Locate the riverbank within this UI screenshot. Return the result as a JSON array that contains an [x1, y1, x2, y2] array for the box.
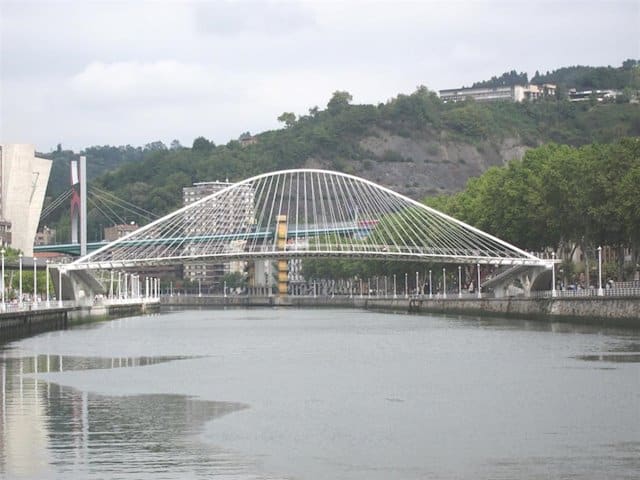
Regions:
[[162, 295, 640, 328], [0, 301, 161, 343]]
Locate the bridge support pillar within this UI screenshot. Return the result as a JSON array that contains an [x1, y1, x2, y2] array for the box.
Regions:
[[276, 214, 288, 298]]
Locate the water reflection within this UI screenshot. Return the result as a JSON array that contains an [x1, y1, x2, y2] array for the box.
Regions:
[[576, 354, 640, 363], [1, 309, 639, 480], [0, 354, 251, 479]]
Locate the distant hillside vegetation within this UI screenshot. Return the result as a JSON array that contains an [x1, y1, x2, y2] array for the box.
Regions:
[[531, 59, 639, 90], [41, 61, 640, 243]]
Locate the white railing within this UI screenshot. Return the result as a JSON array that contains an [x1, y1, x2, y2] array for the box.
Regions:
[[0, 300, 79, 312], [531, 287, 640, 299], [0, 295, 160, 313]]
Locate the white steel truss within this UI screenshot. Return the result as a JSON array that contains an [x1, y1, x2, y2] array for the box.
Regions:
[[67, 169, 549, 270]]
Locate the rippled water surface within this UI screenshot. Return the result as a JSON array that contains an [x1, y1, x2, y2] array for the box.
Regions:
[[1, 309, 639, 479]]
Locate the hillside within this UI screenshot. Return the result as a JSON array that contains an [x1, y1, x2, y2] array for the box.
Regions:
[[40, 62, 640, 241], [93, 93, 639, 206]]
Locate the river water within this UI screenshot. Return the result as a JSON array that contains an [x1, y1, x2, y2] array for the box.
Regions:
[[1, 308, 639, 479]]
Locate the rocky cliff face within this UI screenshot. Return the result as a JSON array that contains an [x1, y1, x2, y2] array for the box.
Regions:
[[304, 129, 530, 200]]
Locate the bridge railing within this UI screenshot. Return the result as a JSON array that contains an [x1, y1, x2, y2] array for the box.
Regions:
[[530, 287, 640, 299], [0, 300, 79, 312]]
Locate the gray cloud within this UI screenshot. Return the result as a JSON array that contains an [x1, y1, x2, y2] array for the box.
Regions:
[[194, 0, 316, 35], [0, 0, 637, 152]]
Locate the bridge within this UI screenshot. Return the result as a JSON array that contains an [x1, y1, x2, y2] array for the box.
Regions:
[[50, 169, 551, 301]]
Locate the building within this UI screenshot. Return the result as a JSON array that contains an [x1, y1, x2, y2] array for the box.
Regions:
[[103, 222, 139, 242], [568, 89, 620, 102], [182, 181, 254, 289], [0, 144, 52, 255], [34, 226, 56, 245], [439, 84, 556, 103]]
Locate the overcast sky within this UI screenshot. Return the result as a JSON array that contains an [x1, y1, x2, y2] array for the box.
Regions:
[[1, 0, 638, 152]]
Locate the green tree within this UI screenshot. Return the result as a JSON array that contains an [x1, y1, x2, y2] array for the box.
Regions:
[[277, 112, 297, 128], [192, 136, 215, 152], [327, 90, 353, 114]]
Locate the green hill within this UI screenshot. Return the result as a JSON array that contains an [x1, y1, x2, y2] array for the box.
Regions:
[[40, 61, 640, 242]]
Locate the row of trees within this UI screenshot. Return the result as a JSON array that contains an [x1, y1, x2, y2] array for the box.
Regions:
[[531, 59, 639, 90], [426, 138, 640, 280]]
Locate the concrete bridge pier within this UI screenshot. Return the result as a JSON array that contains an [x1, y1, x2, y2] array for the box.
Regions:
[[50, 266, 106, 304], [483, 264, 553, 298]]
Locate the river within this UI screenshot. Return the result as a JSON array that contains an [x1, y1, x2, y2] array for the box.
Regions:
[[1, 308, 639, 479]]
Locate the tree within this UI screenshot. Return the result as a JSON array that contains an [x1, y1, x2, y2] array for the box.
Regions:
[[327, 90, 353, 113], [170, 139, 183, 150], [192, 136, 215, 152], [144, 141, 168, 152], [277, 112, 297, 128], [222, 271, 246, 290]]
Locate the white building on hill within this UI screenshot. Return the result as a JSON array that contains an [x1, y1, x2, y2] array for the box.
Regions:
[[439, 84, 556, 103]]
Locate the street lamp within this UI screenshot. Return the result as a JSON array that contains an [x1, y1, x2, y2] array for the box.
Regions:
[[46, 260, 50, 306], [429, 269, 432, 299], [477, 263, 481, 299], [224, 280, 227, 298], [18, 253, 22, 307], [33, 257, 37, 305], [416, 271, 419, 297], [458, 266, 462, 298], [58, 267, 63, 307], [551, 252, 556, 297], [597, 246, 604, 296], [393, 274, 397, 299], [404, 273, 408, 299], [1, 248, 5, 310], [442, 267, 447, 299]]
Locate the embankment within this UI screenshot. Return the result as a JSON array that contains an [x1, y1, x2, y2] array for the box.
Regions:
[[163, 295, 640, 328], [0, 302, 161, 342]]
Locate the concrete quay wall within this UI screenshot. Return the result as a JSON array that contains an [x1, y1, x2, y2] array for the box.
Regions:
[[0, 308, 71, 341], [1, 301, 160, 342], [162, 295, 639, 328], [402, 297, 639, 327]]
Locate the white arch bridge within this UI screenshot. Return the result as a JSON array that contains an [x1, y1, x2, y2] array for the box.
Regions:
[[57, 169, 553, 298]]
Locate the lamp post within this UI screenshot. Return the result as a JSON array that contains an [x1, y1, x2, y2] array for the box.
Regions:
[[198, 278, 202, 297], [458, 266, 462, 298], [393, 274, 397, 299], [33, 257, 37, 305], [224, 280, 227, 298], [1, 248, 5, 311], [442, 267, 447, 299], [429, 269, 432, 299], [404, 273, 408, 299], [384, 276, 388, 298], [46, 260, 50, 306], [18, 253, 22, 307], [477, 263, 481, 299], [416, 271, 419, 297], [597, 246, 604, 296], [551, 252, 557, 298], [58, 267, 63, 307]]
